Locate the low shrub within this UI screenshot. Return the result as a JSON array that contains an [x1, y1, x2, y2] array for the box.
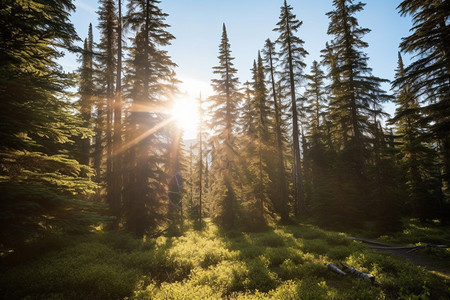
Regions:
[[325, 232, 351, 246], [301, 238, 329, 255], [327, 245, 351, 261], [2, 219, 449, 299], [288, 225, 327, 240], [265, 247, 291, 267], [238, 244, 263, 259], [296, 278, 337, 300], [132, 280, 222, 300], [245, 256, 280, 292], [0, 242, 138, 299], [278, 258, 303, 280], [254, 232, 285, 248], [189, 261, 248, 294]]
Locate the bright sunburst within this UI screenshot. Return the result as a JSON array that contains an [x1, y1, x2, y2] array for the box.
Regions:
[[171, 96, 200, 139]]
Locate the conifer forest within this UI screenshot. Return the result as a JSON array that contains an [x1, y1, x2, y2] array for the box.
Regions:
[[1, 1, 450, 299]]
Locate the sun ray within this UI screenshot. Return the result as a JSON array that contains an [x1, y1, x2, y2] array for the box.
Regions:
[[117, 116, 174, 156]]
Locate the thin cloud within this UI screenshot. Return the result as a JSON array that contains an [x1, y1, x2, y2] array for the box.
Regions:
[[76, 0, 96, 14]]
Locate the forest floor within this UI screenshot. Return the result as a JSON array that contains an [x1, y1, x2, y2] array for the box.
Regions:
[[1, 218, 449, 299], [353, 219, 450, 279], [349, 236, 450, 278], [379, 247, 450, 278]]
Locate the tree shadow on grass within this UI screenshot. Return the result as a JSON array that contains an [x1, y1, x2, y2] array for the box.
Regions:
[[216, 226, 287, 294]]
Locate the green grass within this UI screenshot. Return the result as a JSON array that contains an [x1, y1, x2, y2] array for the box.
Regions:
[[1, 219, 449, 299]]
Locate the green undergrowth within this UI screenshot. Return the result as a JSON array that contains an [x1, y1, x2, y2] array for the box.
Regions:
[[376, 219, 450, 273], [1, 220, 449, 299], [377, 218, 450, 245]]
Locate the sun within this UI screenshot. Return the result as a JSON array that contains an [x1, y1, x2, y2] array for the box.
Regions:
[[171, 96, 200, 139]]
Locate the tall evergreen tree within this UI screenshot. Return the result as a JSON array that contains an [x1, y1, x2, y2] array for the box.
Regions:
[[368, 120, 403, 231], [96, 0, 120, 227], [167, 126, 184, 224], [109, 0, 123, 228], [274, 0, 308, 216], [239, 54, 271, 229], [395, 0, 450, 209], [123, 0, 177, 236], [304, 61, 327, 137], [302, 61, 334, 215], [196, 95, 206, 222], [262, 38, 290, 221], [320, 42, 341, 152], [93, 0, 117, 186], [77, 24, 95, 167], [324, 0, 392, 221], [208, 24, 241, 228], [391, 53, 442, 221], [0, 0, 104, 248]]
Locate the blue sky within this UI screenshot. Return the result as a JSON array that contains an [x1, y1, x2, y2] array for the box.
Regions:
[[66, 0, 413, 119]]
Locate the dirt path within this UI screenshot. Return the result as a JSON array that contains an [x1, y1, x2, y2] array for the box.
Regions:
[[350, 237, 450, 279], [377, 248, 450, 278]]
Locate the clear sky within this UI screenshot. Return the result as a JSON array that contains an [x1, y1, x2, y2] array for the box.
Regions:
[[65, 0, 413, 138]]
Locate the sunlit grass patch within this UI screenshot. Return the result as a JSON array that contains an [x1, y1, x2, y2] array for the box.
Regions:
[[133, 280, 223, 300], [325, 232, 352, 246], [296, 277, 339, 300], [253, 231, 286, 248], [1, 219, 449, 299], [168, 230, 239, 269], [245, 255, 281, 292], [265, 247, 297, 267], [189, 260, 248, 294], [287, 223, 328, 240], [238, 243, 264, 259]]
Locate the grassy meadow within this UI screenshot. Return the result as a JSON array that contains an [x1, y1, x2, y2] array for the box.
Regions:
[[1, 219, 449, 299]]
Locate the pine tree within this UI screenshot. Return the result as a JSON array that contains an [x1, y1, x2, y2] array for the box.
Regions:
[[368, 120, 403, 231], [391, 53, 441, 221], [262, 38, 290, 221], [196, 95, 206, 222], [0, 0, 105, 248], [274, 0, 308, 216], [167, 126, 184, 224], [109, 0, 124, 228], [324, 0, 392, 222], [304, 61, 327, 138], [96, 0, 118, 226], [320, 42, 341, 152], [93, 0, 116, 185], [77, 24, 95, 167], [238, 54, 271, 229], [395, 0, 450, 209], [166, 71, 184, 226], [208, 24, 241, 228], [302, 61, 335, 216], [123, 0, 177, 236]]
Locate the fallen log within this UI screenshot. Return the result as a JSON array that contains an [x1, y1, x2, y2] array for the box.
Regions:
[[341, 263, 375, 283], [326, 263, 347, 276]]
